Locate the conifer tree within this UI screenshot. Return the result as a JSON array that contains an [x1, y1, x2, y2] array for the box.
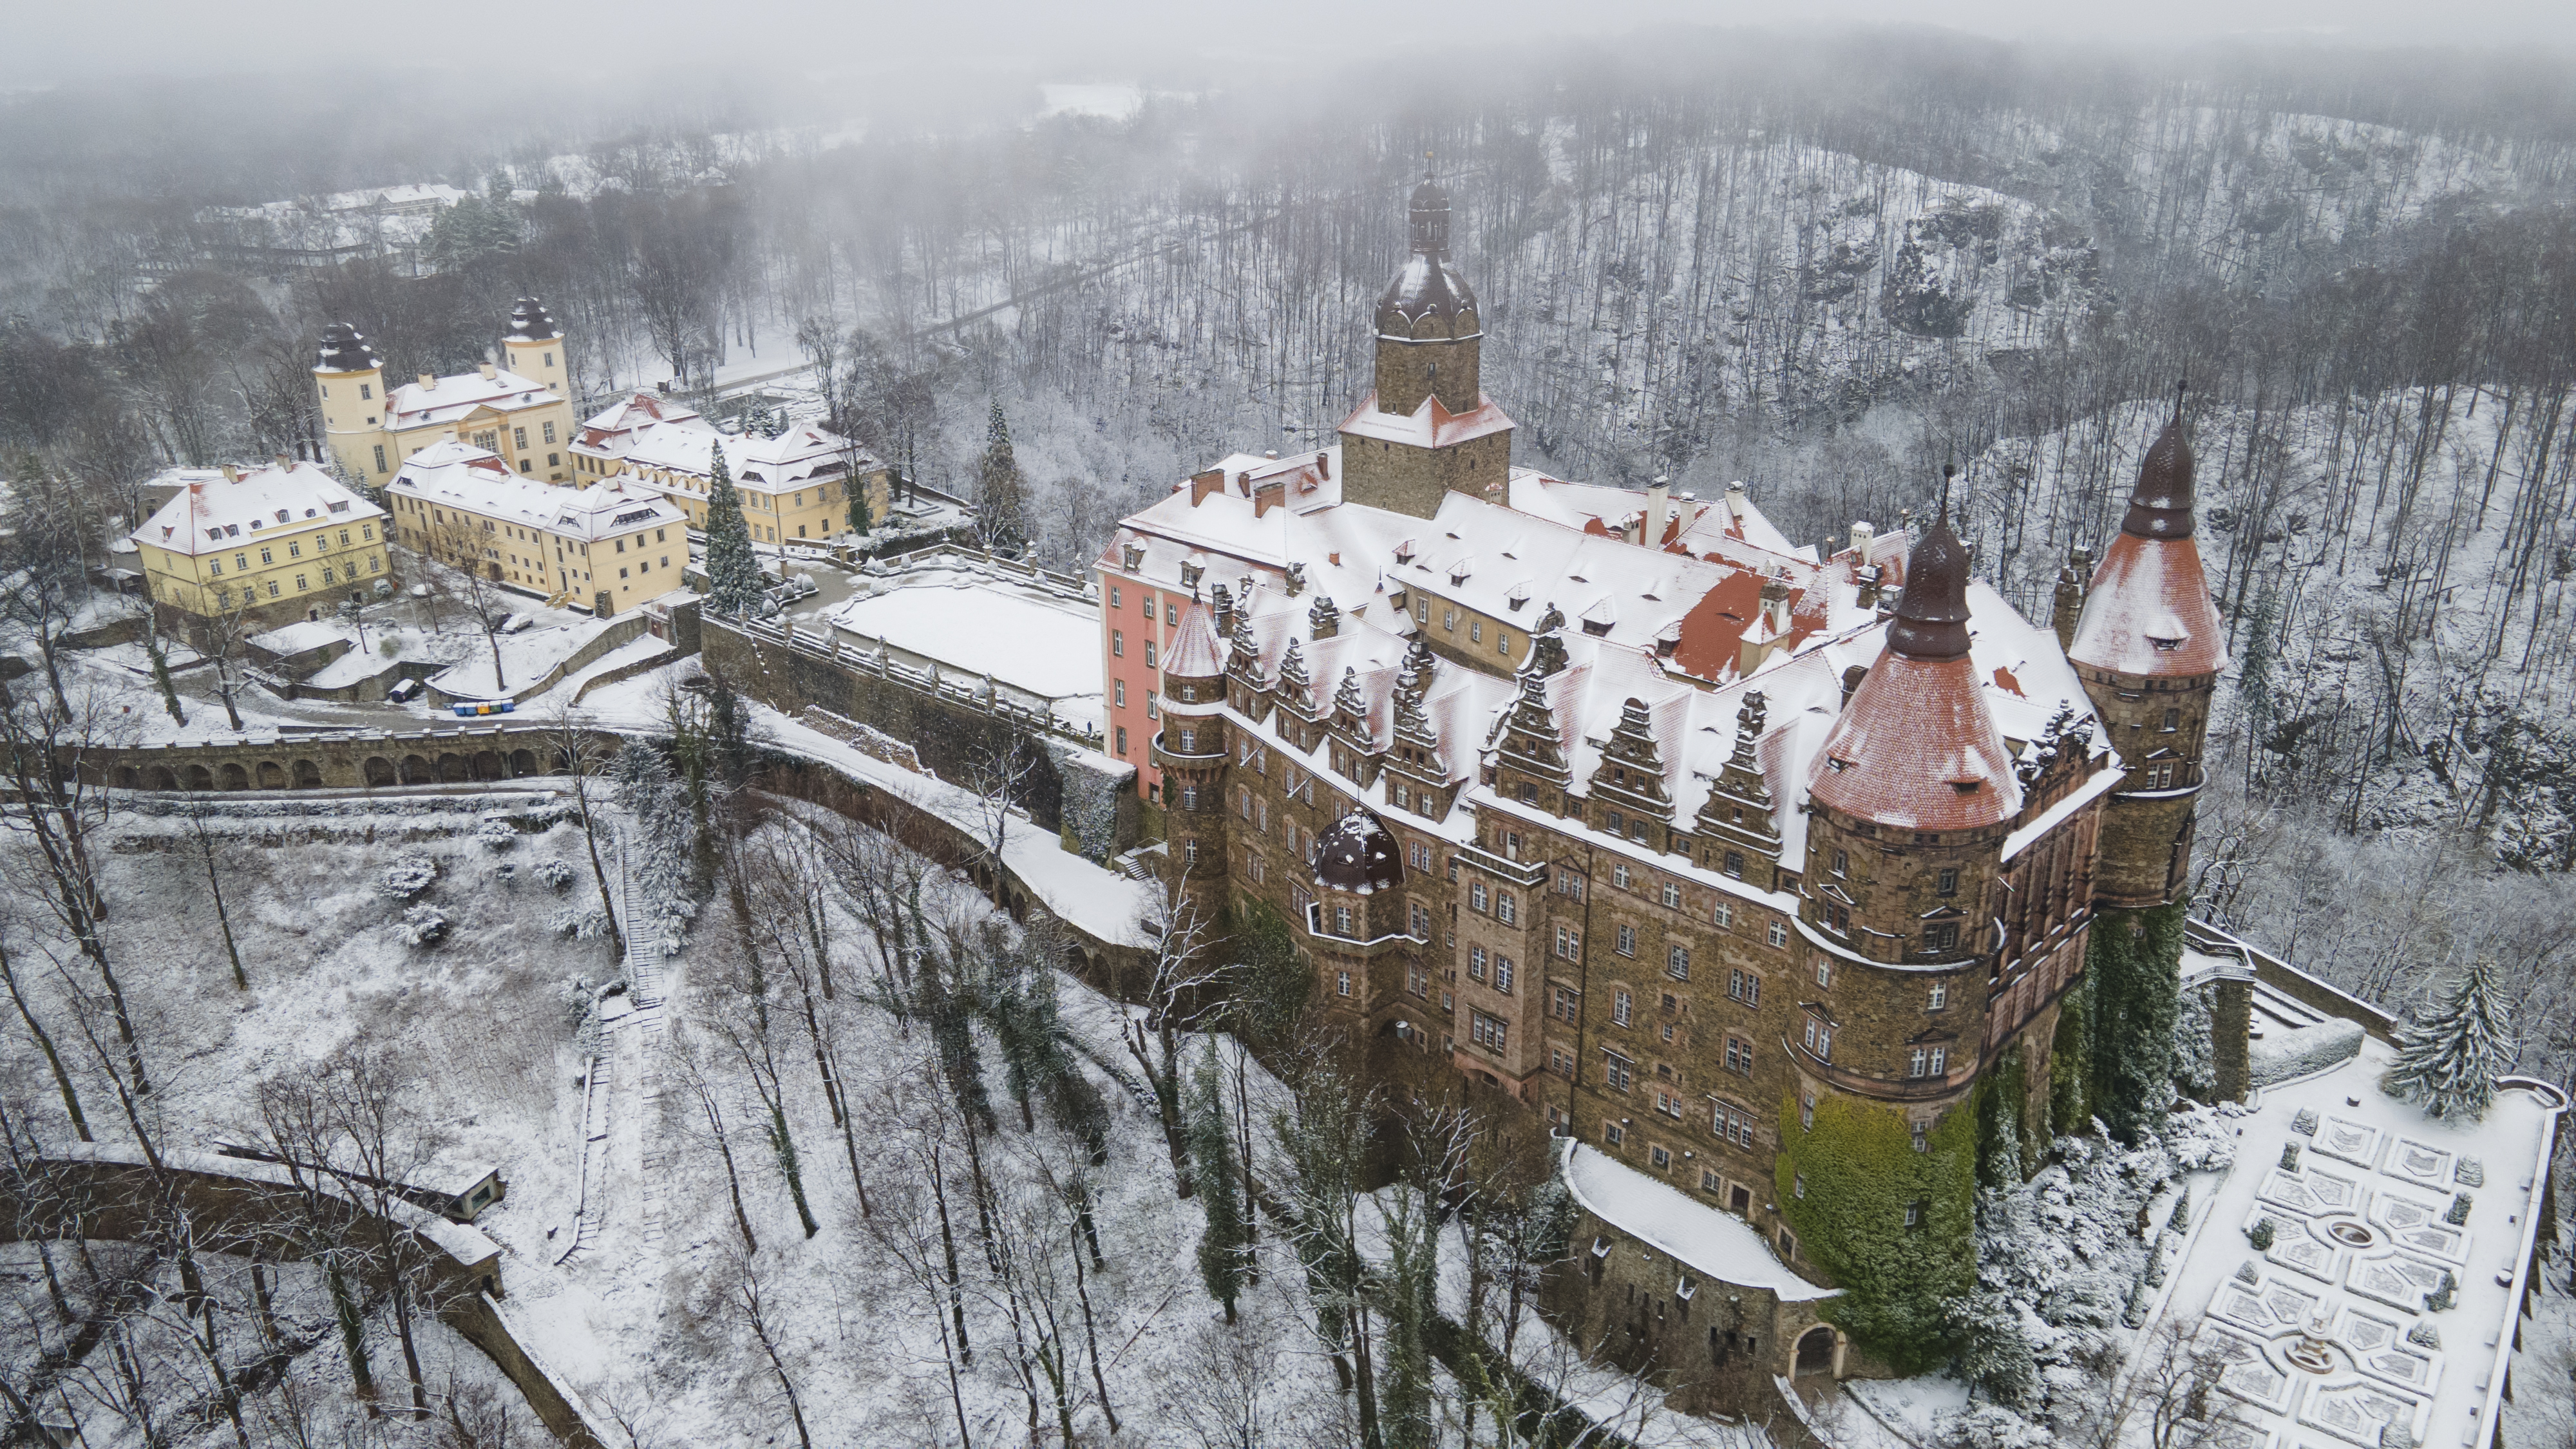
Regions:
[[2385, 959, 2517, 1120], [701, 439, 766, 616], [977, 400, 1028, 556], [1188, 1039, 1247, 1322], [2238, 578, 2281, 753]]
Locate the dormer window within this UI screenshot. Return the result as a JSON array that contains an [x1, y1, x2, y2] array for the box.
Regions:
[[1949, 780, 1981, 795], [1824, 757, 1850, 773], [2148, 636, 2183, 652]]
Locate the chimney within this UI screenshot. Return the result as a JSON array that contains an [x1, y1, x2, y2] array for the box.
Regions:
[[1189, 468, 1226, 507], [1725, 481, 1750, 523], [1317, 452, 1331, 480], [1841, 663, 1869, 708], [220, 465, 240, 483], [1850, 520, 1875, 558], [1647, 476, 1671, 548], [478, 363, 498, 381], [419, 374, 436, 391], [1761, 576, 1793, 635]]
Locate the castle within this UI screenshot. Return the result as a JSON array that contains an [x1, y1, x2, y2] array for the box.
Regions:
[[1100, 173, 2224, 1393]]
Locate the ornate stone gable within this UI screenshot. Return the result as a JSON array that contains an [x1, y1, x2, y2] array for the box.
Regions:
[[1589, 696, 1674, 823], [1695, 688, 1785, 862]]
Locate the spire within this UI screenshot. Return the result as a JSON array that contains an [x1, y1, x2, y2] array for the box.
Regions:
[[1408, 153, 1450, 257], [2122, 388, 2197, 540], [1887, 469, 1973, 661]]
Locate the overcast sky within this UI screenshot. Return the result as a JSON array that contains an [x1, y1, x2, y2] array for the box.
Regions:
[[8, 0, 2573, 87]]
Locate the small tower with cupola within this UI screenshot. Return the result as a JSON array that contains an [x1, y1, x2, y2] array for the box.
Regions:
[[314, 322, 389, 483], [502, 297, 568, 396], [1153, 599, 1233, 919]]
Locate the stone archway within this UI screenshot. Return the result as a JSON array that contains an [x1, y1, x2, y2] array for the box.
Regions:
[[113, 766, 137, 789], [146, 766, 178, 791], [293, 759, 324, 788], [436, 753, 466, 782], [509, 748, 538, 776], [1794, 1326, 1837, 1377], [365, 756, 397, 787], [182, 764, 213, 791], [256, 761, 287, 789], [471, 750, 503, 781], [399, 755, 430, 784], [219, 763, 250, 791]]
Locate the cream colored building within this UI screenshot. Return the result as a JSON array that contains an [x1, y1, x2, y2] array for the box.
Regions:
[[314, 298, 577, 487], [386, 440, 688, 617], [612, 418, 890, 545], [129, 460, 391, 632]]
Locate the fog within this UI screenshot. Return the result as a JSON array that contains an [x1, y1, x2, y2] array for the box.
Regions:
[[12, 0, 2576, 88]]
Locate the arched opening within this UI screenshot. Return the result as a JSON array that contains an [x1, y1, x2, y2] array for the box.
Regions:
[[145, 766, 177, 791], [471, 750, 502, 781], [219, 763, 251, 791], [399, 755, 430, 784], [256, 761, 287, 790], [113, 766, 138, 789], [184, 764, 213, 791], [436, 753, 466, 782], [364, 756, 397, 787], [293, 759, 324, 788], [1795, 1327, 1836, 1377], [509, 749, 538, 776]]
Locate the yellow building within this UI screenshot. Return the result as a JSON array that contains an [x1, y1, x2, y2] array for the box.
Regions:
[[129, 460, 392, 633], [613, 418, 891, 545], [385, 440, 688, 617], [314, 299, 578, 488]]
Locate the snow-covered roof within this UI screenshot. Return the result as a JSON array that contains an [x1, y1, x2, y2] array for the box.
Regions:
[[2159, 1019, 2563, 1449], [132, 462, 384, 556], [1560, 1140, 1837, 1301], [390, 441, 683, 544], [1337, 389, 1516, 451], [384, 366, 561, 431], [576, 392, 705, 455], [619, 421, 871, 491]]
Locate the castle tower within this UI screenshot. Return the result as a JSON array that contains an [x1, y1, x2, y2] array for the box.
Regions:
[[1153, 600, 1233, 920], [313, 323, 390, 482], [1338, 166, 1514, 519], [502, 298, 567, 395], [1799, 511, 2023, 1106], [2068, 411, 2227, 909], [2067, 406, 2231, 1124]]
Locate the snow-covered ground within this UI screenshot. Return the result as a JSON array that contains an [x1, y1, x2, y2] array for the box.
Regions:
[[830, 565, 1104, 712]]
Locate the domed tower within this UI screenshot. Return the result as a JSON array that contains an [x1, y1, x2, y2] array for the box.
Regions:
[[1309, 810, 1408, 1023], [1797, 512, 2023, 1106], [1153, 599, 1232, 915], [2069, 410, 2228, 909], [1339, 164, 1514, 519], [314, 323, 388, 483], [502, 297, 567, 395]]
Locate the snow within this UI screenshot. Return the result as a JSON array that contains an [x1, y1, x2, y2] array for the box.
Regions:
[[428, 615, 624, 701], [130, 460, 383, 556], [830, 572, 1104, 706], [2249, 1016, 2367, 1088], [1560, 1140, 1837, 1302], [249, 619, 352, 656]]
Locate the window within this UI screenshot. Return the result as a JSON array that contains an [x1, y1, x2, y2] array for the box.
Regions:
[[1767, 919, 1788, 949], [359, 383, 372, 400], [1470, 1010, 1508, 1052], [372, 444, 387, 473], [1112, 630, 1123, 657], [1494, 956, 1513, 994], [1904, 1201, 1921, 1227], [1165, 600, 1180, 624], [543, 421, 557, 444], [1649, 1145, 1672, 1170], [1712, 901, 1734, 929], [1937, 867, 1958, 896], [1928, 980, 1948, 1010], [1410, 902, 1430, 938], [1723, 850, 1745, 878], [1469, 946, 1487, 981], [1925, 922, 1960, 954], [1406, 963, 1428, 997], [1824, 902, 1850, 935], [514, 427, 529, 450], [1110, 585, 1121, 608], [1470, 881, 1488, 913], [1831, 848, 1848, 876], [1497, 892, 1517, 925], [294, 573, 308, 591], [1555, 926, 1581, 960], [1144, 639, 1157, 668], [1815, 960, 1832, 988], [1656, 1090, 1683, 1119], [1180, 784, 1198, 810], [288, 541, 302, 557], [1912, 1121, 1929, 1153], [1930, 1045, 1947, 1074], [1803, 1017, 1833, 1061], [1179, 730, 1197, 753], [1114, 726, 1128, 756], [1615, 924, 1636, 957], [1794, 1173, 1806, 1199], [1725, 1036, 1752, 1074], [1471, 620, 1482, 643], [1799, 1094, 1815, 1130], [1604, 1121, 1625, 1146], [1115, 680, 1127, 708], [1551, 1046, 1575, 1077], [1334, 905, 1352, 935], [266, 581, 280, 597], [1667, 945, 1690, 980], [1336, 971, 1352, 998], [1661, 880, 1681, 909], [1613, 989, 1633, 1027], [1909, 1048, 1928, 1078], [1728, 969, 1759, 1007], [1146, 692, 1159, 719], [1604, 1052, 1633, 1090], [1409, 842, 1432, 871], [1553, 985, 1580, 1023], [1611, 864, 1631, 890], [2163, 708, 2181, 732]]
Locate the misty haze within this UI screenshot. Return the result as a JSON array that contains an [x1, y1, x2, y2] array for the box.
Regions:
[[0, 15, 2572, 1449]]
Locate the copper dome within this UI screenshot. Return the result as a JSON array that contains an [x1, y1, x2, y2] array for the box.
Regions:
[[1886, 516, 1973, 660], [1377, 170, 1479, 337], [2120, 417, 2195, 541], [1314, 810, 1403, 894]]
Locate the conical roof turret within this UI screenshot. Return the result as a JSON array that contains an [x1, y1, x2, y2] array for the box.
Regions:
[[2069, 408, 2230, 679], [1377, 162, 1479, 338], [1885, 514, 1973, 661], [2120, 415, 2196, 540]]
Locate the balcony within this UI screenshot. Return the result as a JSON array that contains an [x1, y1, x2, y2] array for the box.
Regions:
[[1783, 1035, 1979, 1103]]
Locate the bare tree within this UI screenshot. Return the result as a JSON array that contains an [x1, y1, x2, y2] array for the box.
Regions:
[[544, 704, 626, 960], [1124, 873, 1222, 1198], [727, 1251, 815, 1449], [412, 511, 516, 692]]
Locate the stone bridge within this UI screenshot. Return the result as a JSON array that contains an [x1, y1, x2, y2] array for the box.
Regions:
[[1, 1144, 614, 1448]]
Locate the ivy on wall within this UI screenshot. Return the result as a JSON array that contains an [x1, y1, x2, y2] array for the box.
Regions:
[[1776, 1090, 1978, 1372], [2087, 902, 2185, 1143], [2050, 972, 2092, 1137]]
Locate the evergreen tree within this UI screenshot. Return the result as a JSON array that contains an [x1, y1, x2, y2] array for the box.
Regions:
[[1188, 1039, 1247, 1322], [2384, 960, 2518, 1120], [701, 440, 767, 616], [976, 400, 1028, 556], [847, 469, 874, 536], [1378, 1184, 1439, 1449], [2089, 903, 2183, 1143], [2239, 578, 2282, 756], [992, 943, 1111, 1163]]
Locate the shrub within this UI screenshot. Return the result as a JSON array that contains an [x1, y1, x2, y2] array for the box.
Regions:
[[2248, 1217, 2276, 1249], [537, 858, 578, 891], [2446, 1193, 2473, 1225], [399, 905, 450, 947], [2168, 1195, 2192, 1231], [551, 904, 611, 941], [478, 818, 519, 851], [2280, 1142, 2302, 1172], [378, 855, 439, 902]]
